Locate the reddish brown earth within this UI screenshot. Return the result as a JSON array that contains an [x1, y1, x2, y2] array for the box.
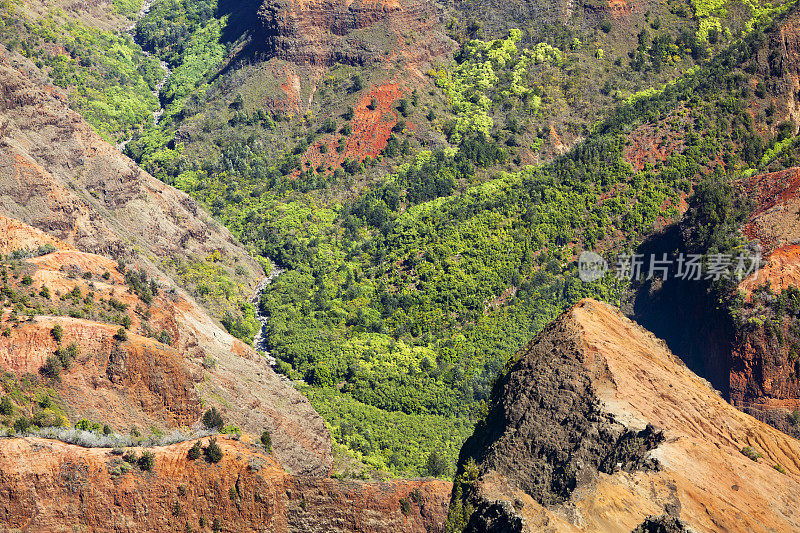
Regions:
[[730, 168, 800, 431], [301, 82, 411, 172], [0, 436, 451, 532], [257, 0, 451, 67], [452, 300, 800, 532]]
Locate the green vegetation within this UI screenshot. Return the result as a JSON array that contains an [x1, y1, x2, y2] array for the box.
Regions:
[[260, 430, 272, 452], [203, 437, 223, 463], [138, 450, 155, 470], [0, 0, 162, 142], [188, 441, 202, 459], [202, 407, 223, 429], [741, 445, 762, 461], [1, 0, 792, 480], [104, 0, 800, 475]]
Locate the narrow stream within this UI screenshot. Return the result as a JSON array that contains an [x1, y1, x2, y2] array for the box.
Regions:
[[251, 265, 285, 374]]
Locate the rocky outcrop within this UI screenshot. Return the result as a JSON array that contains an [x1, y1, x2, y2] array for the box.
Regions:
[[256, 0, 451, 66], [449, 299, 800, 532], [0, 436, 451, 532]]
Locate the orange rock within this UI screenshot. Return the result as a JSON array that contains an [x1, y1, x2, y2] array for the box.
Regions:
[[0, 436, 452, 532]]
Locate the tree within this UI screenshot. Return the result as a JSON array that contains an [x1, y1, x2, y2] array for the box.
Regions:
[[114, 327, 128, 342], [41, 354, 62, 379], [260, 430, 272, 452], [425, 450, 448, 477], [138, 451, 155, 471], [204, 437, 223, 463], [0, 396, 13, 416], [202, 407, 223, 429], [188, 441, 202, 460], [13, 417, 30, 434]]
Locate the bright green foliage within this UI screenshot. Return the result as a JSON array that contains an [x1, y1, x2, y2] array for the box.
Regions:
[[113, 0, 143, 18], [0, 2, 161, 142], [434, 30, 553, 142], [306, 387, 473, 474]]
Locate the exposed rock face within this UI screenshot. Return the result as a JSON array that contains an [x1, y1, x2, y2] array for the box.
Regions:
[[731, 167, 800, 431], [257, 0, 451, 66], [0, 436, 452, 532], [449, 299, 800, 532]]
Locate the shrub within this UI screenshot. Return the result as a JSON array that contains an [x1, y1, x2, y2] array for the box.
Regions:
[[51, 324, 63, 343], [0, 396, 13, 415], [202, 407, 223, 429], [123, 450, 138, 464], [41, 354, 62, 379], [39, 286, 50, 298], [410, 487, 422, 504], [399, 498, 411, 515], [774, 463, 787, 474], [13, 417, 31, 433], [350, 75, 363, 93], [202, 356, 217, 369], [21, 275, 33, 286], [114, 327, 128, 342], [260, 430, 272, 452], [187, 441, 202, 460], [203, 437, 223, 463], [741, 446, 762, 462], [138, 450, 155, 471]]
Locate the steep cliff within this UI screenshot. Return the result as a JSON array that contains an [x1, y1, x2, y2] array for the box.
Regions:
[[448, 299, 800, 532], [256, 0, 451, 66], [0, 435, 451, 532]]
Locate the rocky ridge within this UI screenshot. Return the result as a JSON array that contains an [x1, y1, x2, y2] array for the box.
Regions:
[[449, 299, 800, 532]]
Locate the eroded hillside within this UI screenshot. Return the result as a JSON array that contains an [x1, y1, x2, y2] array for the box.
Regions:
[[0, 44, 261, 329], [0, 435, 451, 532], [0, 213, 332, 476]]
